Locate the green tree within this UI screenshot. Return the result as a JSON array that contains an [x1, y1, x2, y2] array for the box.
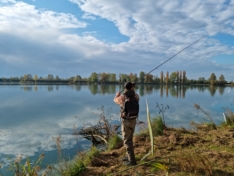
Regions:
[[145, 74, 153, 83], [55, 75, 60, 80], [160, 71, 164, 84], [119, 74, 129, 82], [139, 71, 145, 83], [47, 74, 54, 80], [170, 72, 177, 83], [176, 70, 179, 84], [89, 72, 99, 82], [198, 77, 206, 83], [99, 72, 109, 82], [209, 73, 216, 85], [129, 73, 138, 82], [110, 73, 117, 82], [75, 75, 82, 81], [219, 75, 226, 83], [182, 70, 187, 83]]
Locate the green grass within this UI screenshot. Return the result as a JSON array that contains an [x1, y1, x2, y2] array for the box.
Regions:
[[138, 115, 164, 137], [108, 134, 122, 150]]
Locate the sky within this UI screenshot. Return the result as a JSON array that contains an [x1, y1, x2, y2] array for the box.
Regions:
[[0, 0, 234, 81]]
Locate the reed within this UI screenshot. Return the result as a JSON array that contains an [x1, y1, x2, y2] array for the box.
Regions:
[[194, 104, 217, 130]]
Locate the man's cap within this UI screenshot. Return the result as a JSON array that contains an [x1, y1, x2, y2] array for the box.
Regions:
[[124, 82, 135, 90]]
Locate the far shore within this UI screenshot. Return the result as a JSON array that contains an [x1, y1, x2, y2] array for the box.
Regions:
[[0, 81, 232, 86]]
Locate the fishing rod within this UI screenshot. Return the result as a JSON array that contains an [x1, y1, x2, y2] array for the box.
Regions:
[[120, 32, 212, 92]]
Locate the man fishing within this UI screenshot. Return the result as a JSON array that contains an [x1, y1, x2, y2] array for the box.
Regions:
[[114, 82, 139, 166]]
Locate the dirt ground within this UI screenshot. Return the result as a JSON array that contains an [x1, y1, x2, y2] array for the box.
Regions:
[[80, 125, 234, 176]]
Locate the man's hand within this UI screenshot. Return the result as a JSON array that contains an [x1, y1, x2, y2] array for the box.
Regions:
[[115, 92, 121, 97]]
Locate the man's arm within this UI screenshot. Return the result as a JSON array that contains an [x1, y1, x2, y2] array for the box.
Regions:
[[114, 92, 124, 106]]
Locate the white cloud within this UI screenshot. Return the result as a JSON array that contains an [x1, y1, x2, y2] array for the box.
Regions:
[[0, 0, 15, 3], [0, 0, 234, 80], [82, 12, 96, 20], [0, 2, 87, 32]]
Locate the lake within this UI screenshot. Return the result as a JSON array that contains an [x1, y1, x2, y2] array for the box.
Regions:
[[0, 84, 233, 175]]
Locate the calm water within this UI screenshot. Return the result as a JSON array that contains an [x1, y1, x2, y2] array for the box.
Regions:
[[0, 84, 233, 174]]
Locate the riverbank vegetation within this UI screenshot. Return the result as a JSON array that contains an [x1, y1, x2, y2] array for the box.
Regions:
[[0, 71, 233, 86], [2, 103, 234, 176]]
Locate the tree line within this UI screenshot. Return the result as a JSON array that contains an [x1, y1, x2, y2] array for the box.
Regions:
[[0, 71, 230, 85]]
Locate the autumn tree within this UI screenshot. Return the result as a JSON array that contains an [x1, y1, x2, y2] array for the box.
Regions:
[[34, 75, 38, 83], [129, 73, 138, 82], [23, 74, 32, 81], [145, 74, 153, 83], [165, 71, 169, 84]]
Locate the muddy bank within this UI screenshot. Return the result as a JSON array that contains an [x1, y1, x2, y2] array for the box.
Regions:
[[80, 125, 234, 176]]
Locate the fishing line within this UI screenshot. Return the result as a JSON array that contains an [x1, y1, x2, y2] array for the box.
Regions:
[[145, 32, 212, 76], [120, 31, 213, 92]]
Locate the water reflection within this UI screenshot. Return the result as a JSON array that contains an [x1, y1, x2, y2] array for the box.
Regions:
[[18, 84, 230, 97], [0, 84, 233, 175]]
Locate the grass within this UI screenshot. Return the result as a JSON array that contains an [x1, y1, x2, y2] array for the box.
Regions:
[[108, 134, 122, 150], [138, 116, 164, 140], [6, 154, 52, 176]]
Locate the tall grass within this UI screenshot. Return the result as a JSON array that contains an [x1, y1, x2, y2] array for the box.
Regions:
[[6, 154, 52, 176], [194, 104, 217, 130]]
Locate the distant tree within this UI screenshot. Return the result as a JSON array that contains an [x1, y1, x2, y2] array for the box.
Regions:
[[55, 75, 60, 80], [75, 75, 82, 81], [23, 74, 32, 81], [145, 74, 153, 83], [110, 73, 117, 82], [182, 71, 187, 83], [139, 71, 145, 83], [99, 72, 109, 82], [176, 70, 179, 84], [47, 74, 54, 80], [34, 75, 38, 83], [23, 74, 27, 81], [153, 75, 160, 83], [219, 75, 226, 83], [179, 71, 182, 83], [89, 72, 99, 82], [170, 72, 177, 83], [209, 73, 216, 85], [119, 74, 129, 82], [165, 71, 169, 84], [198, 77, 206, 83], [160, 71, 164, 84], [129, 73, 138, 82]]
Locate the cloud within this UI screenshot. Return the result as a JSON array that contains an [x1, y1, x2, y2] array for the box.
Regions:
[[0, 0, 234, 80]]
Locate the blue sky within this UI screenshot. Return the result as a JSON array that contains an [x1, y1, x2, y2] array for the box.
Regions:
[[0, 0, 234, 81]]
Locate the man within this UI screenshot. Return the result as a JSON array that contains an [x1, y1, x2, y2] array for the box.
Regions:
[[114, 82, 139, 166]]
